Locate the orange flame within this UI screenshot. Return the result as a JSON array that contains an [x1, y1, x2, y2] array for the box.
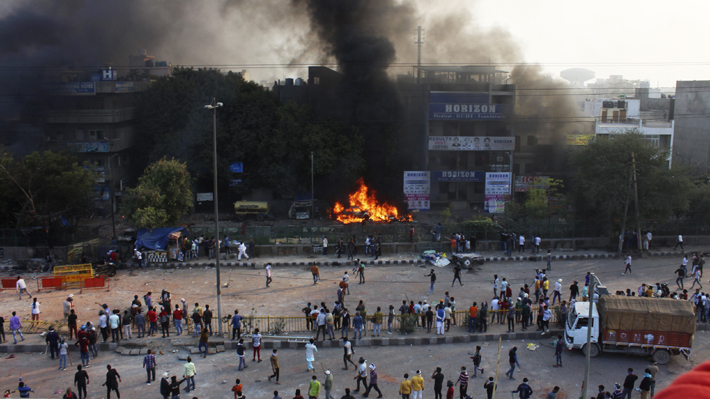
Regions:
[[331, 178, 413, 224]]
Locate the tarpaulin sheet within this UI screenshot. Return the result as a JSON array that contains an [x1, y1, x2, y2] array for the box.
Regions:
[[135, 227, 189, 250], [598, 296, 696, 334]]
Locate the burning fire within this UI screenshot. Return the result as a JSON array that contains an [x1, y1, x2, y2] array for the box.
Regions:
[[332, 178, 412, 224]]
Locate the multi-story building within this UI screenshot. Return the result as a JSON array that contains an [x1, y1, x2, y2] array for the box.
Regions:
[[43, 69, 151, 215], [586, 88, 674, 166], [397, 65, 516, 211], [673, 81, 710, 172]]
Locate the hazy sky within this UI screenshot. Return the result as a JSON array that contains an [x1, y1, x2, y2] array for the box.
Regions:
[[456, 0, 710, 87], [1, 0, 707, 89]]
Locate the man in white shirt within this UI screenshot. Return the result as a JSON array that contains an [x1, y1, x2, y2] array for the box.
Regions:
[[490, 297, 499, 324], [519, 235, 525, 253], [238, 242, 249, 260], [552, 279, 562, 305], [675, 234, 684, 250], [644, 231, 652, 250], [16, 276, 32, 300], [305, 338, 318, 372], [535, 236, 541, 254], [323, 237, 328, 256], [265, 263, 272, 288]]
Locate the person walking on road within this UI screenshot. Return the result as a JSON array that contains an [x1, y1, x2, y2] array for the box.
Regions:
[[238, 241, 249, 260], [399, 373, 412, 399], [363, 363, 382, 398], [309, 375, 321, 399], [311, 263, 320, 284], [237, 339, 247, 371], [411, 370, 424, 399], [342, 337, 356, 370], [10, 311, 24, 344], [266, 263, 273, 287], [622, 254, 632, 275], [16, 276, 32, 300], [553, 335, 564, 367], [324, 370, 334, 399], [675, 265, 686, 289], [143, 349, 156, 385], [471, 346, 485, 376], [455, 367, 469, 399], [305, 339, 318, 372], [268, 349, 280, 384], [505, 347, 521, 380], [675, 234, 684, 250], [354, 358, 368, 393], [182, 356, 196, 393], [452, 265, 463, 287], [74, 365, 89, 399], [102, 365, 121, 399], [691, 268, 703, 290], [621, 368, 638, 399], [426, 269, 437, 295], [512, 377, 533, 399]]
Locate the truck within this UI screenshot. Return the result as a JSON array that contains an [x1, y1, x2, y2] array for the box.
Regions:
[[564, 295, 695, 365], [234, 201, 270, 221]]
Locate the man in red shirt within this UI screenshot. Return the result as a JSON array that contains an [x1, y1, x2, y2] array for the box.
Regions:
[[231, 378, 243, 398], [173, 304, 184, 336], [146, 307, 158, 337], [75, 335, 90, 367]]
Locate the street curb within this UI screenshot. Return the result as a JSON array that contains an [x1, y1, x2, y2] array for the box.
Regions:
[[147, 250, 691, 268], [0, 330, 564, 354]]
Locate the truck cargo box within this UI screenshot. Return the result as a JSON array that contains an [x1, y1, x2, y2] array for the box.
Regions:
[[598, 296, 695, 348]]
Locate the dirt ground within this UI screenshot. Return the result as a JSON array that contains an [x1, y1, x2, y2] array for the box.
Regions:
[[0, 250, 706, 398]]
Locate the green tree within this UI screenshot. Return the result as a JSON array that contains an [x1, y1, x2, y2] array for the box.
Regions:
[[0, 150, 96, 237], [570, 130, 691, 233], [523, 178, 564, 222], [134, 68, 365, 201], [121, 158, 193, 228]]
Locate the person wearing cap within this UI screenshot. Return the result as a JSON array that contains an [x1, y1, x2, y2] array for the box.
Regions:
[[411, 370, 424, 399], [323, 370, 334, 399], [309, 375, 321, 399], [354, 358, 368, 393], [399, 373, 412, 399], [552, 279, 562, 305], [512, 377, 533, 399], [363, 363, 382, 398], [160, 372, 170, 399], [46, 326, 60, 360]]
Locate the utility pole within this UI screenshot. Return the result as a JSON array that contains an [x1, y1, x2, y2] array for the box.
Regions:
[[631, 152, 642, 251], [311, 151, 314, 224], [617, 175, 631, 258], [415, 26, 424, 83]]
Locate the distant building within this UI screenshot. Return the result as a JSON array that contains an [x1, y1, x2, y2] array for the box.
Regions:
[[587, 88, 674, 166], [674, 81, 710, 172], [42, 66, 156, 215]]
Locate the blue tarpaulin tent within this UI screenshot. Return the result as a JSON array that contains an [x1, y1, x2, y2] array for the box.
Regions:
[[135, 227, 189, 250]]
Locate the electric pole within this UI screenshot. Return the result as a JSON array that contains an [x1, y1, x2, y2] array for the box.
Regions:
[[415, 26, 424, 83]]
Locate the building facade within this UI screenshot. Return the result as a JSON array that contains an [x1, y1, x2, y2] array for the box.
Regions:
[[674, 81, 710, 172]]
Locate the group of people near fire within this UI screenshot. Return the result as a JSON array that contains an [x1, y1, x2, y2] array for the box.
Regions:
[[7, 248, 710, 398]]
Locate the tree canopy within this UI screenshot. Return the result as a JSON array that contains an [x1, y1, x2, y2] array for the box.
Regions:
[[134, 68, 365, 201], [121, 158, 193, 229], [0, 150, 97, 230], [570, 130, 691, 232]]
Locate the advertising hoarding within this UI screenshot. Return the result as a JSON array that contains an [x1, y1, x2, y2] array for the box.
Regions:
[[404, 171, 430, 210], [428, 136, 515, 151]]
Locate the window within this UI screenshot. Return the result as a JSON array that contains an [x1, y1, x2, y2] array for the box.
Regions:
[[88, 130, 105, 141], [313, 77, 320, 85], [527, 135, 537, 146], [513, 163, 520, 175]]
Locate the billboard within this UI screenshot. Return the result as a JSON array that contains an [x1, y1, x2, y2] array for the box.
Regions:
[[485, 172, 511, 195], [46, 82, 96, 95], [432, 170, 485, 182], [428, 103, 507, 120], [115, 82, 134, 93], [566, 134, 594, 145], [404, 171, 430, 210], [428, 136, 515, 151], [514, 176, 550, 192], [485, 194, 510, 214]]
